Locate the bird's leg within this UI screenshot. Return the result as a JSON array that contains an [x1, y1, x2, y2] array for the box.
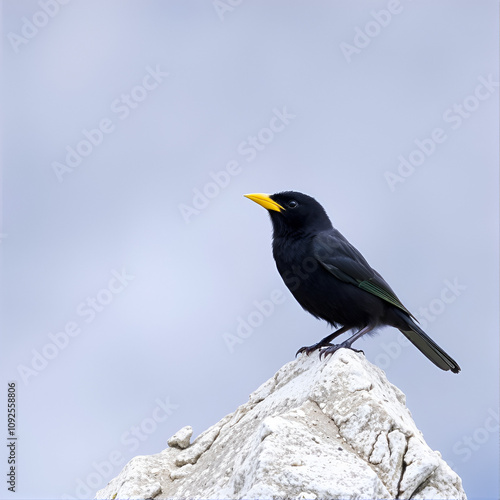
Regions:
[[296, 325, 351, 357], [319, 325, 374, 359]]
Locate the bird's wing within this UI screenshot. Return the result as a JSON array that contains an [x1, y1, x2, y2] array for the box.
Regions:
[[312, 231, 414, 317]]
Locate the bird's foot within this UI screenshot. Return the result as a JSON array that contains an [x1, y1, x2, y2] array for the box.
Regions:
[[296, 341, 332, 357], [318, 341, 364, 360]]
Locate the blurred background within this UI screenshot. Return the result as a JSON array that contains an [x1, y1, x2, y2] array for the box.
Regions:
[[1, 0, 498, 498]]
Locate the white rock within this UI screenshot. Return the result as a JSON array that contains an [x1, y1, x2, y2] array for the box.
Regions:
[[95, 350, 466, 500], [167, 425, 193, 449]]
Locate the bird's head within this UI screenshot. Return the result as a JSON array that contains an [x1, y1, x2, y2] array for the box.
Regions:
[[245, 191, 333, 237]]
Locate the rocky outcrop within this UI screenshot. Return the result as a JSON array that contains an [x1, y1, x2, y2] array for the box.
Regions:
[[95, 349, 466, 499]]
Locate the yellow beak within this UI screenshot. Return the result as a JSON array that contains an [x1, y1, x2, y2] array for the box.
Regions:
[[244, 193, 284, 212]]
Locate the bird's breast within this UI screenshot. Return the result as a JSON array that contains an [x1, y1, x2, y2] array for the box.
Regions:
[[272, 236, 385, 327]]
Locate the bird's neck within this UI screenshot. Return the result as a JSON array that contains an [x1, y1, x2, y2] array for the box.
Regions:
[[272, 231, 314, 261]]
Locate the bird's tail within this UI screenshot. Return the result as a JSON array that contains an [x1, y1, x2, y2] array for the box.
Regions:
[[393, 309, 461, 373]]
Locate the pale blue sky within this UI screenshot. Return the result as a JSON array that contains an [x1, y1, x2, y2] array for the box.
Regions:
[[1, 1, 499, 499]]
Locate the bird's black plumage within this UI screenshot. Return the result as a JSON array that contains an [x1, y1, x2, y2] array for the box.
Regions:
[[245, 191, 460, 373]]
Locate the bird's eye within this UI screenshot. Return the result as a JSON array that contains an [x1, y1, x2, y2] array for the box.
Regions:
[[287, 200, 299, 209]]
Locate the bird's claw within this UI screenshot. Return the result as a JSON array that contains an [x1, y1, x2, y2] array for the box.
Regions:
[[296, 342, 332, 357], [318, 343, 364, 360]]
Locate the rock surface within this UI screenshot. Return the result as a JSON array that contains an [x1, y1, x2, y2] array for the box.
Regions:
[[95, 349, 466, 500], [167, 426, 193, 450]]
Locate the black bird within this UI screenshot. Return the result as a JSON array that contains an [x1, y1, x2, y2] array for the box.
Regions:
[[245, 191, 460, 373]]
